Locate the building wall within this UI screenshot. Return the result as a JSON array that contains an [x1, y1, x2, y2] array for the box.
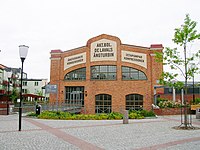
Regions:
[[0, 65, 21, 96], [23, 79, 48, 96], [160, 93, 200, 104], [49, 34, 163, 114]]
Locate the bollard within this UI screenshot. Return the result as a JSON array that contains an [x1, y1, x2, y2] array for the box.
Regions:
[[123, 110, 129, 124]]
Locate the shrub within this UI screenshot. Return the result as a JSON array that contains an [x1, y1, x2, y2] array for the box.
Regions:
[[128, 110, 155, 118], [129, 112, 144, 119], [139, 110, 155, 117], [108, 112, 123, 120], [156, 98, 168, 105], [38, 111, 72, 119], [129, 112, 138, 119], [34, 110, 155, 120], [98, 113, 108, 120], [191, 98, 200, 105]]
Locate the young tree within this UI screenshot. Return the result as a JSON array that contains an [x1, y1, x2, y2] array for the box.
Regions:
[[156, 14, 200, 128], [36, 91, 43, 96], [10, 88, 19, 103]]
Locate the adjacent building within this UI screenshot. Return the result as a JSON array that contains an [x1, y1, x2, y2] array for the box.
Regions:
[[0, 64, 22, 97], [22, 79, 49, 101], [0, 64, 48, 102]]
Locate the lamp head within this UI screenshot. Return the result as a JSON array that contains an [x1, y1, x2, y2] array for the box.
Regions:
[[19, 45, 29, 60]]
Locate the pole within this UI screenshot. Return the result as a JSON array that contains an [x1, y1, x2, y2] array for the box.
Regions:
[[19, 58, 24, 131], [193, 74, 195, 103], [172, 87, 176, 102], [7, 78, 10, 115], [56, 83, 58, 111], [183, 43, 188, 128]]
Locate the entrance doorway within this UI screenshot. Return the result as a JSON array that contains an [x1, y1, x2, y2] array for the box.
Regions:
[[65, 86, 84, 108]]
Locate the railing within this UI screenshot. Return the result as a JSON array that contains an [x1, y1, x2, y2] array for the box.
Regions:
[[12, 102, 83, 114]]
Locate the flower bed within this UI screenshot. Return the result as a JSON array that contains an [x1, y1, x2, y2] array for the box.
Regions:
[[27, 110, 155, 120]]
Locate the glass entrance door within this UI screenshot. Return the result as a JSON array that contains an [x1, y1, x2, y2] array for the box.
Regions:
[[65, 86, 84, 107]]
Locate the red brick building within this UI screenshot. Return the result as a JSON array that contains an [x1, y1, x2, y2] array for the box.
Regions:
[[49, 34, 163, 114]]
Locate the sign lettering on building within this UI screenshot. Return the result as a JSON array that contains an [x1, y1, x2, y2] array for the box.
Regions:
[[122, 50, 147, 68], [64, 52, 86, 70], [90, 39, 117, 62]]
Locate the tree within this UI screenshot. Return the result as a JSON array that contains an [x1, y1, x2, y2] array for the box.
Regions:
[[9, 73, 20, 103], [10, 88, 19, 103], [156, 14, 200, 128], [36, 90, 43, 96]]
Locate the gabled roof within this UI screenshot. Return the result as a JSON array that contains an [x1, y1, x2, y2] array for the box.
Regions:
[[0, 64, 7, 69]]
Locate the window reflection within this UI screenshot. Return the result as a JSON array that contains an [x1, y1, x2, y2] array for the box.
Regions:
[[64, 68, 86, 81], [91, 65, 117, 80], [122, 66, 147, 80]]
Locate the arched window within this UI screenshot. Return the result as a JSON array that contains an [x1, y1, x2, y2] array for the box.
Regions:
[[95, 94, 112, 113], [64, 67, 86, 81], [91, 65, 116, 80], [126, 94, 143, 110], [122, 66, 147, 80]]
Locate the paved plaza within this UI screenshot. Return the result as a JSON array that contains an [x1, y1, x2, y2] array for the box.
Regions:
[[0, 114, 200, 150]]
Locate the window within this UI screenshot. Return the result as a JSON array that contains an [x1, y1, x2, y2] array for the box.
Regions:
[[122, 66, 147, 80], [95, 94, 112, 113], [35, 82, 39, 86], [22, 81, 27, 86], [91, 65, 116, 80], [126, 94, 143, 110], [64, 68, 86, 81], [22, 89, 28, 94], [65, 86, 84, 106]]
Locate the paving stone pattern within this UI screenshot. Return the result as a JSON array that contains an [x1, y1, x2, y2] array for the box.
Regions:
[[0, 114, 200, 150]]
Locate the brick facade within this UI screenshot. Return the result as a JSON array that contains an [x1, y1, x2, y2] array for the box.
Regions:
[[160, 94, 200, 104], [153, 107, 190, 115], [49, 34, 163, 114]]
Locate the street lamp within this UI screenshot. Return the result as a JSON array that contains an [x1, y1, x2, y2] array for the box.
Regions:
[[19, 45, 29, 131], [7, 71, 12, 115]]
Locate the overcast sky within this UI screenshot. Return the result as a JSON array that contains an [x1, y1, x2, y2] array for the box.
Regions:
[[0, 0, 200, 81]]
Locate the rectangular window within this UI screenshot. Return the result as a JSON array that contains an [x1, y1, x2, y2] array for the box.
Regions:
[[22, 89, 27, 93], [65, 86, 84, 106], [22, 81, 27, 86], [35, 82, 39, 86], [91, 65, 116, 80]]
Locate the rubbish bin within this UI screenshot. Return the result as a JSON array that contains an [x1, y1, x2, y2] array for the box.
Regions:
[[36, 104, 41, 115], [196, 108, 200, 119]]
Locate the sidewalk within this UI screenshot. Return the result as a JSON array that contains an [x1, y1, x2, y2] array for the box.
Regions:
[[0, 114, 200, 150]]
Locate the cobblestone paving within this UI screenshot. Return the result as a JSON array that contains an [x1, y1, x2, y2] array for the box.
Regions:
[[0, 114, 200, 150]]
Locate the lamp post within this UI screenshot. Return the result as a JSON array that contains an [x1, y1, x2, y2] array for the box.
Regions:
[[7, 71, 12, 115], [19, 45, 29, 131]]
